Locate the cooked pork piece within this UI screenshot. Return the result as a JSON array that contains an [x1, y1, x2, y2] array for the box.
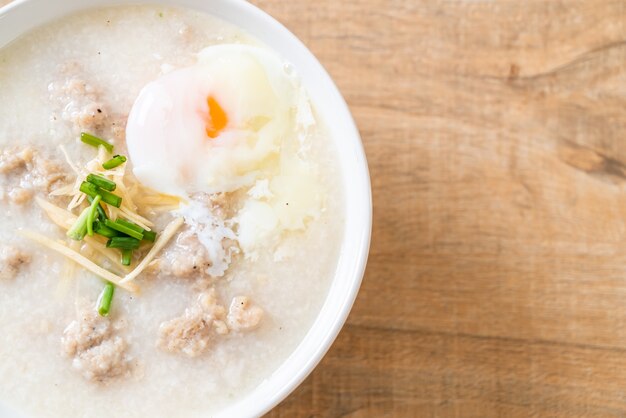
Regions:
[[0, 147, 67, 205], [0, 246, 30, 280], [62, 309, 131, 382], [227, 296, 263, 331], [157, 289, 228, 357], [158, 289, 264, 357]]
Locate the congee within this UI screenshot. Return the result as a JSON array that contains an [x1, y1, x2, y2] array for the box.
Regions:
[[0, 5, 343, 417]]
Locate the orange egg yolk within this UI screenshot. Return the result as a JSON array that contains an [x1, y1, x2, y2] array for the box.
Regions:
[[205, 96, 228, 139]]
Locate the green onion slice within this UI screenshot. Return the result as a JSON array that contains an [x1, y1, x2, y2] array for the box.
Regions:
[[115, 218, 144, 234], [86, 195, 108, 220], [86, 173, 116, 192], [102, 155, 127, 170], [80, 181, 122, 208], [142, 230, 157, 242], [103, 219, 143, 240], [121, 249, 132, 266], [97, 282, 115, 317], [86, 195, 102, 237], [116, 218, 156, 242], [106, 236, 141, 250], [66, 206, 91, 241], [93, 221, 120, 239], [80, 132, 114, 153]]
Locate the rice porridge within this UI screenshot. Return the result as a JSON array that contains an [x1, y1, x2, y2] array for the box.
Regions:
[[0, 5, 343, 418]]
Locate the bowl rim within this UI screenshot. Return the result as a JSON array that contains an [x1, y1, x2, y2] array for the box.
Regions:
[[0, 1, 372, 417]]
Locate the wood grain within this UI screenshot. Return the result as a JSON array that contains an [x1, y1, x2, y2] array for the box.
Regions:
[[251, 0, 626, 417]]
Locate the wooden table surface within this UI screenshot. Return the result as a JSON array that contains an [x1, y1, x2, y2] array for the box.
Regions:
[[254, 1, 626, 417]]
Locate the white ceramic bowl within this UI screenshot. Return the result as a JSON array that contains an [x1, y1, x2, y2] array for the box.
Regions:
[[0, 1, 372, 417]]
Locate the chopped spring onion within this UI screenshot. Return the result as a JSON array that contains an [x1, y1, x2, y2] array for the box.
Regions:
[[114, 218, 156, 242], [103, 219, 144, 240], [86, 195, 102, 236], [106, 236, 141, 250], [102, 155, 127, 170], [119, 218, 156, 242], [86, 195, 108, 220], [142, 230, 157, 242], [80, 181, 122, 208], [115, 218, 144, 234], [66, 206, 91, 240], [86, 173, 116, 192], [97, 282, 115, 317], [80, 132, 114, 153], [121, 249, 132, 266], [93, 221, 120, 238]]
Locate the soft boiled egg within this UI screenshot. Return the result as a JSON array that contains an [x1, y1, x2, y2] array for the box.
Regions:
[[126, 44, 299, 197], [127, 44, 324, 258]]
